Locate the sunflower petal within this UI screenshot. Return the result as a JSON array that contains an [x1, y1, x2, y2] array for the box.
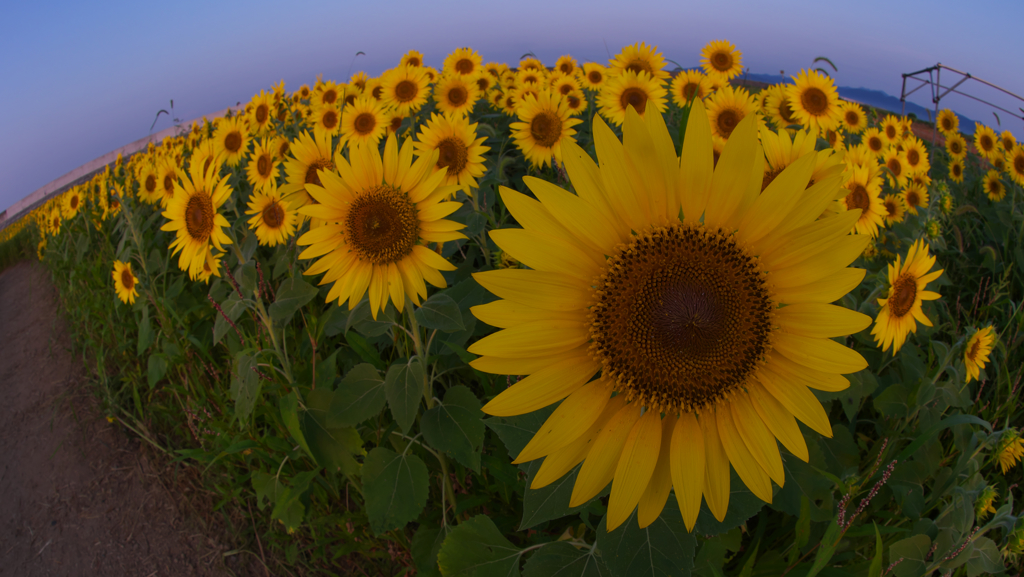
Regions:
[[671, 412, 705, 531], [774, 333, 868, 374], [482, 354, 599, 416], [637, 414, 676, 529], [473, 270, 589, 311], [777, 303, 872, 338], [747, 385, 809, 462], [717, 404, 774, 503], [679, 99, 714, 224], [701, 412, 731, 522], [569, 402, 643, 507], [606, 410, 663, 531], [532, 396, 628, 489], [514, 380, 611, 463]]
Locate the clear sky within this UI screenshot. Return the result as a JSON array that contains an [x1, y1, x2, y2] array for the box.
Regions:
[[3, 0, 1022, 214]]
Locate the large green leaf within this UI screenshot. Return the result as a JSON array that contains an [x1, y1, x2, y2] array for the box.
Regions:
[[438, 514, 523, 577], [888, 534, 931, 577], [361, 447, 430, 535], [230, 352, 261, 423], [523, 542, 604, 577], [385, 358, 425, 434], [269, 276, 318, 323], [328, 363, 388, 427], [415, 293, 465, 332], [213, 294, 247, 345], [279, 391, 311, 456], [485, 406, 557, 461], [421, 385, 485, 472], [594, 497, 697, 577], [301, 388, 364, 475], [520, 461, 607, 531], [412, 523, 452, 577]]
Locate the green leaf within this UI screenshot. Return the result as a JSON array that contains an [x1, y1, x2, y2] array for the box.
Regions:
[[269, 276, 318, 323], [438, 514, 523, 577], [230, 352, 261, 423], [270, 469, 318, 531], [345, 331, 386, 369], [485, 406, 557, 461], [385, 358, 425, 434], [421, 385, 485, 472], [137, 307, 154, 354], [237, 262, 257, 296], [888, 534, 931, 577], [213, 294, 247, 345], [692, 469, 766, 535], [251, 470, 285, 510], [412, 523, 452, 577], [322, 305, 350, 337], [415, 293, 465, 332], [520, 461, 607, 530], [361, 447, 430, 535], [868, 523, 884, 577], [805, 519, 841, 577], [346, 299, 397, 337], [594, 496, 697, 577], [301, 388, 364, 475], [240, 232, 258, 264], [147, 353, 168, 388], [279, 391, 311, 456], [523, 542, 604, 577], [965, 536, 1002, 576], [894, 415, 992, 464], [329, 363, 388, 427]]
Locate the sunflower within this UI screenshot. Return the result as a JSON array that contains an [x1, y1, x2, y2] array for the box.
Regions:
[[444, 47, 482, 77], [700, 39, 743, 80], [365, 78, 385, 102], [705, 85, 759, 140], [964, 325, 995, 383], [580, 63, 607, 90], [468, 102, 868, 532], [161, 162, 233, 280], [983, 170, 1005, 201], [945, 132, 967, 158], [112, 260, 139, 304], [516, 68, 547, 87], [786, 70, 841, 134], [400, 49, 424, 68], [385, 109, 405, 135], [48, 206, 62, 236], [434, 74, 480, 116], [280, 130, 336, 208], [841, 164, 886, 237], [838, 101, 867, 133], [879, 115, 902, 146], [902, 182, 929, 214], [1007, 144, 1024, 186], [550, 74, 580, 98], [997, 430, 1024, 474], [311, 103, 342, 137], [197, 248, 224, 284], [315, 81, 343, 107], [881, 194, 907, 225], [341, 95, 387, 147], [414, 112, 491, 193], [499, 90, 518, 116], [936, 109, 958, 134], [597, 70, 668, 127], [871, 239, 943, 352], [976, 486, 998, 519], [511, 89, 582, 169], [555, 55, 578, 76], [608, 42, 670, 83], [901, 137, 929, 174], [999, 130, 1016, 151], [670, 70, 710, 107], [513, 83, 542, 109], [246, 189, 297, 247], [246, 137, 279, 192], [297, 136, 465, 318], [949, 158, 965, 183], [863, 128, 886, 156], [759, 126, 840, 190], [248, 90, 275, 136], [763, 84, 800, 130], [519, 56, 545, 72], [882, 148, 909, 189], [213, 115, 249, 167], [485, 62, 510, 79], [473, 74, 493, 94], [974, 123, 998, 159], [990, 154, 1006, 173], [564, 88, 588, 116], [157, 159, 180, 207], [62, 187, 83, 220], [137, 162, 162, 204]]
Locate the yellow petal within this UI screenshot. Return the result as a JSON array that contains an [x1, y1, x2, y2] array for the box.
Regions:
[[774, 333, 868, 374], [467, 319, 588, 359], [606, 410, 664, 531], [776, 303, 872, 338], [774, 267, 866, 305], [704, 114, 759, 231], [730, 394, 785, 487], [701, 412, 731, 522], [716, 404, 774, 504], [525, 176, 621, 254], [622, 107, 668, 225], [759, 209, 861, 271], [473, 270, 589, 312], [489, 229, 601, 282], [560, 139, 629, 240], [532, 396, 628, 489], [593, 116, 649, 230], [735, 152, 816, 247], [670, 412, 705, 532], [569, 402, 643, 507], [756, 372, 832, 438], [746, 384, 808, 462], [469, 348, 587, 375], [514, 379, 612, 463], [771, 235, 870, 289], [679, 99, 714, 224], [471, 300, 585, 329], [637, 413, 676, 529], [481, 354, 600, 416]]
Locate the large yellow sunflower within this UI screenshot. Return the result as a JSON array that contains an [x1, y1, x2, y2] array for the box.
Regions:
[[758, 126, 840, 190], [555, 55, 578, 77], [840, 164, 886, 237], [161, 162, 233, 280], [670, 70, 710, 107], [62, 186, 83, 220], [597, 70, 668, 126], [608, 42, 670, 83], [246, 137, 279, 192], [901, 137, 929, 175], [945, 132, 967, 159], [112, 260, 139, 304], [213, 115, 249, 167], [511, 89, 582, 169], [902, 182, 929, 214], [881, 194, 907, 225], [381, 65, 430, 116], [762, 84, 799, 130], [937, 109, 959, 135], [1007, 144, 1024, 186], [863, 128, 886, 157], [983, 170, 1006, 201], [974, 124, 999, 160], [297, 136, 465, 318], [879, 115, 902, 146], [999, 130, 1016, 152], [400, 49, 424, 68], [839, 101, 867, 133], [882, 148, 909, 189], [341, 95, 387, 147], [949, 158, 965, 183], [137, 162, 162, 204], [246, 189, 297, 247], [310, 103, 342, 137], [871, 239, 943, 352], [964, 325, 995, 383], [443, 47, 483, 77], [705, 85, 760, 140], [247, 90, 275, 136], [786, 70, 841, 134], [157, 159, 180, 207], [700, 39, 743, 80], [280, 130, 336, 208], [580, 63, 608, 91], [434, 74, 480, 116], [414, 112, 491, 193], [468, 102, 869, 532]]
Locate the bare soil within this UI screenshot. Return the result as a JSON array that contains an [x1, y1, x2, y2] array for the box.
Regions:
[[0, 261, 256, 576]]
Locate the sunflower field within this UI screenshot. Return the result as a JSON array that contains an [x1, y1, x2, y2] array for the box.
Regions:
[[4, 40, 1024, 576]]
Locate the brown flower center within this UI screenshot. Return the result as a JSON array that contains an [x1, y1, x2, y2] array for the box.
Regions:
[[407, 57, 421, 67], [530, 111, 563, 148], [845, 185, 870, 211], [952, 164, 962, 177], [184, 193, 214, 241], [277, 141, 290, 158], [224, 131, 242, 153], [121, 269, 135, 291], [447, 85, 468, 107], [567, 95, 581, 109], [887, 157, 902, 177], [907, 149, 920, 166], [619, 87, 648, 115], [262, 201, 285, 228], [395, 80, 418, 102], [889, 273, 917, 318], [712, 52, 733, 72], [980, 135, 993, 152], [588, 70, 603, 85], [322, 109, 339, 130], [967, 338, 981, 361], [455, 58, 475, 75], [716, 109, 740, 138], [941, 117, 953, 131], [800, 87, 828, 115], [558, 83, 572, 96], [70, 195, 79, 209], [353, 112, 376, 135], [145, 174, 157, 193], [885, 125, 897, 140], [163, 174, 174, 194], [906, 189, 920, 207], [625, 61, 652, 76], [682, 82, 699, 101], [390, 115, 403, 132], [1015, 154, 1024, 174], [345, 186, 420, 265], [590, 225, 774, 413], [559, 62, 574, 74], [868, 135, 883, 152], [476, 77, 490, 92], [257, 154, 271, 178], [305, 158, 335, 187], [436, 137, 468, 176], [761, 169, 782, 192], [322, 89, 338, 105], [256, 104, 269, 124], [845, 110, 859, 126]]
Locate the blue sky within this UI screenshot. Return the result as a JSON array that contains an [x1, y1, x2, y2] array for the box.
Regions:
[[2, 0, 1022, 214]]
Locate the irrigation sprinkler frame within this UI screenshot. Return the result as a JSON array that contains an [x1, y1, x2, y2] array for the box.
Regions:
[[900, 63, 1024, 146]]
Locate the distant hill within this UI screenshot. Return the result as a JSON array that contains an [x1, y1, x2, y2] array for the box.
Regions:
[[738, 72, 977, 134]]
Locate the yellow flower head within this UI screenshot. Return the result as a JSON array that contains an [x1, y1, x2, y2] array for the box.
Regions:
[[246, 189, 297, 247], [705, 85, 760, 140], [786, 69, 842, 134], [839, 101, 867, 133], [937, 109, 959, 134], [976, 486, 998, 519], [112, 260, 139, 304], [700, 39, 743, 80], [597, 70, 668, 127], [997, 429, 1024, 474], [871, 239, 943, 352], [983, 170, 1006, 202], [414, 112, 491, 193], [510, 89, 582, 169], [608, 42, 669, 84], [670, 70, 710, 107], [964, 325, 995, 383], [160, 160, 234, 280]]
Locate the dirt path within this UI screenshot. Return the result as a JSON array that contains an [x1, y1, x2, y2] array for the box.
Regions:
[[0, 261, 249, 576]]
